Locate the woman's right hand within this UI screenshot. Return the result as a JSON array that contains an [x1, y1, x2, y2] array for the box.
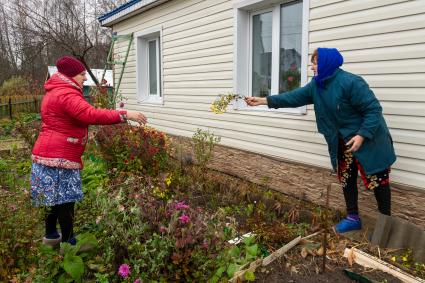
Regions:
[[126, 111, 147, 125], [245, 96, 268, 106]]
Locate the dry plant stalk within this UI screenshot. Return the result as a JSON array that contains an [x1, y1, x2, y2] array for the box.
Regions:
[[322, 183, 331, 273]]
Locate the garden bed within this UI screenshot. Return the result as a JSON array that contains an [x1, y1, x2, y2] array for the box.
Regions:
[[1, 120, 423, 282]]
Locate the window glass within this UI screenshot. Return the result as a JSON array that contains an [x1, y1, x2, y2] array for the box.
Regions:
[[148, 40, 158, 95], [252, 12, 272, 97], [279, 1, 302, 93]]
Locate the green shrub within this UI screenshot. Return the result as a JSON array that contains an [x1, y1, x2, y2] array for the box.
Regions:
[[0, 118, 15, 138], [14, 114, 41, 148], [0, 76, 41, 97], [192, 128, 220, 169], [89, 176, 237, 282], [0, 158, 42, 281]]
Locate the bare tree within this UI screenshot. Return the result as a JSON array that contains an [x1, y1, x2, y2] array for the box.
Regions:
[[0, 2, 19, 81], [0, 0, 126, 86], [11, 0, 99, 84]]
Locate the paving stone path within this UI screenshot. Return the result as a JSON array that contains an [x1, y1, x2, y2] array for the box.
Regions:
[[0, 139, 26, 152]]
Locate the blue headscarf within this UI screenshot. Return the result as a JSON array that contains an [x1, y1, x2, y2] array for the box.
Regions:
[[313, 48, 344, 89]]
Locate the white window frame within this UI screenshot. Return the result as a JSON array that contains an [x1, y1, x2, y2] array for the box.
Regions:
[[233, 0, 309, 114], [135, 26, 163, 105], [147, 38, 161, 97]]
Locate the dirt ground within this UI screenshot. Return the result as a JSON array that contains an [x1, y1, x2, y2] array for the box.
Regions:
[[255, 255, 402, 283], [203, 169, 419, 283]]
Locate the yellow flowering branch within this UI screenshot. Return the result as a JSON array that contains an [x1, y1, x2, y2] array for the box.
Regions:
[[210, 93, 245, 114]]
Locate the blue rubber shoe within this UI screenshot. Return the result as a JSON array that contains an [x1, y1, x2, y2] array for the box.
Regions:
[[66, 236, 93, 252], [335, 218, 362, 233], [68, 237, 77, 246]]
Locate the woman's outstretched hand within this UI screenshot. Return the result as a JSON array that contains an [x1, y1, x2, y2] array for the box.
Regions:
[[127, 111, 147, 125], [346, 135, 364, 152], [245, 96, 268, 106]]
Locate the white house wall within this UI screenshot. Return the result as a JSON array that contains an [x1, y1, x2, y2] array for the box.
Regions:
[[111, 0, 425, 190]]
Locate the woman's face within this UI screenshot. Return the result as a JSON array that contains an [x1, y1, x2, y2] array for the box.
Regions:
[[73, 71, 87, 87], [311, 56, 318, 76]]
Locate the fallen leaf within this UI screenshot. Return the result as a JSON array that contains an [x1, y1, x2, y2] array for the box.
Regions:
[[301, 247, 308, 258], [286, 262, 291, 268], [316, 246, 324, 256]]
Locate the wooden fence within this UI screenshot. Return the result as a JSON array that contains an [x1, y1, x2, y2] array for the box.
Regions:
[[0, 95, 43, 119]]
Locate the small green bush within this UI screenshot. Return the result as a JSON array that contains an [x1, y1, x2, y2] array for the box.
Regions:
[[0, 76, 41, 97], [14, 114, 41, 148], [192, 128, 220, 169]]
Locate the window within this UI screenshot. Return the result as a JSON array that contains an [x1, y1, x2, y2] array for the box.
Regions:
[[135, 27, 163, 104], [234, 0, 308, 114], [148, 39, 160, 96]]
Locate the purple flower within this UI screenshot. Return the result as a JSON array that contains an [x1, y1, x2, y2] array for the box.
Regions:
[[175, 201, 189, 210], [134, 279, 141, 283], [118, 264, 130, 278], [119, 102, 125, 108], [179, 214, 190, 224]]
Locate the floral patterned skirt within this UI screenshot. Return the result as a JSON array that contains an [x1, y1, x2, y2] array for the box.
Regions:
[[30, 163, 83, 206], [337, 138, 390, 190]]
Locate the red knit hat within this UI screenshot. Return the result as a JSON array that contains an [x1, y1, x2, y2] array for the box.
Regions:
[[56, 56, 86, 77]]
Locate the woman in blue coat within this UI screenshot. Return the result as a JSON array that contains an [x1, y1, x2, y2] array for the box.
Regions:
[[246, 48, 396, 233]]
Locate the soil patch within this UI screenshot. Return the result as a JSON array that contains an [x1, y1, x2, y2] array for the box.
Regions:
[[255, 254, 402, 283]]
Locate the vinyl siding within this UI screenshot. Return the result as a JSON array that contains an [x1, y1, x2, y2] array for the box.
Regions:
[[112, 0, 425, 189]]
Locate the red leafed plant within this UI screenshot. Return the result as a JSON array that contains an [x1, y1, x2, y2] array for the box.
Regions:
[[95, 124, 170, 176]]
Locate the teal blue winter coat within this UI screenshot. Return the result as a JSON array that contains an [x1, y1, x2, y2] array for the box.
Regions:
[[267, 68, 396, 175]]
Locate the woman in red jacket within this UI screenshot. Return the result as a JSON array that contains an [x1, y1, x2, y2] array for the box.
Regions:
[[31, 56, 147, 246]]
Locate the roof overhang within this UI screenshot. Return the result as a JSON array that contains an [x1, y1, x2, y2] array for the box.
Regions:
[[98, 0, 170, 27]]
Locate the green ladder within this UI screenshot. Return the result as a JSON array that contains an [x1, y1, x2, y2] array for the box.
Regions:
[[101, 32, 134, 108]]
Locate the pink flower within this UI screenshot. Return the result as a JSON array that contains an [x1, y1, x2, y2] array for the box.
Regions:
[[175, 201, 189, 210], [202, 241, 209, 249], [119, 102, 124, 108], [134, 279, 141, 283], [118, 264, 130, 278], [159, 226, 167, 233], [287, 76, 294, 82], [179, 214, 190, 224]]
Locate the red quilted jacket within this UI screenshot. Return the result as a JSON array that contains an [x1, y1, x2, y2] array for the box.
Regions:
[[32, 73, 125, 169]]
